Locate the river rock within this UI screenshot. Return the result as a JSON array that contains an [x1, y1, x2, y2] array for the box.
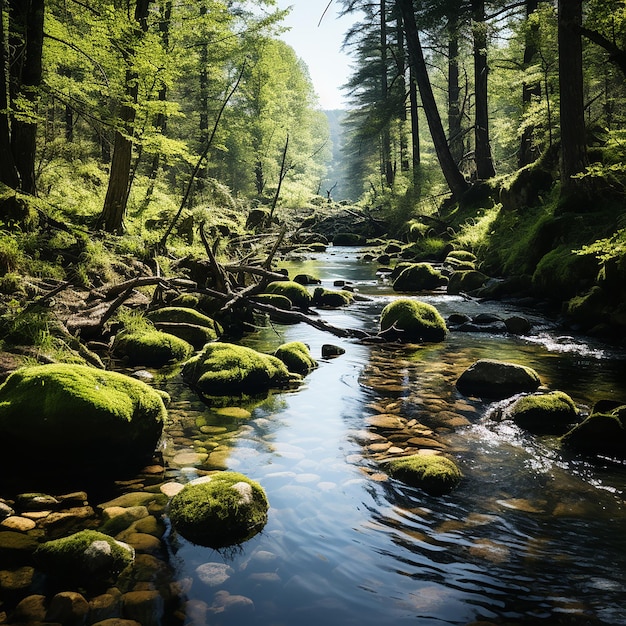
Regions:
[[383, 454, 462, 496], [503, 391, 579, 434], [196, 562, 235, 587], [392, 263, 448, 292], [122, 590, 164, 626], [0, 364, 168, 477], [45, 591, 90, 625], [561, 405, 626, 458], [113, 329, 194, 367], [504, 315, 532, 335], [11, 594, 47, 623], [379, 298, 447, 343], [456, 359, 541, 399], [447, 270, 488, 295], [274, 341, 318, 375]]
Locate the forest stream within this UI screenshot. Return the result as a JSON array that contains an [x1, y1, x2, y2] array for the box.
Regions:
[[3, 246, 626, 626]]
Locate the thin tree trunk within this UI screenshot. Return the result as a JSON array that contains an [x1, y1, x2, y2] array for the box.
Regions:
[[447, 13, 463, 165], [409, 64, 420, 186], [380, 0, 394, 186], [472, 0, 495, 179], [558, 0, 587, 199], [519, 0, 541, 167], [396, 8, 409, 172], [398, 0, 469, 199]]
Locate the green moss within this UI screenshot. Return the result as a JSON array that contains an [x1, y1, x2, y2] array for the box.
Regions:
[[392, 263, 448, 292], [114, 330, 194, 367], [264, 280, 313, 309], [253, 293, 293, 310], [0, 363, 167, 471], [385, 454, 462, 495], [147, 307, 222, 334], [35, 530, 133, 586], [169, 472, 269, 547], [400, 238, 450, 262], [447, 270, 488, 295], [312, 287, 354, 308], [181, 341, 300, 396], [274, 341, 318, 375], [380, 298, 447, 343], [446, 250, 476, 263], [561, 406, 626, 458], [508, 391, 578, 434]]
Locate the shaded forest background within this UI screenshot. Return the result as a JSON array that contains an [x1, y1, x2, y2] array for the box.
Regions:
[[1, 0, 626, 352]]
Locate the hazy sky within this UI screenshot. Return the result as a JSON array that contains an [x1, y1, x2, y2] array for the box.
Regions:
[[275, 1, 358, 110]]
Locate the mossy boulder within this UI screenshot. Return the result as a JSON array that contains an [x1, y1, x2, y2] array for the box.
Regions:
[[379, 298, 447, 343], [146, 306, 222, 349], [264, 280, 312, 309], [393, 263, 448, 292], [0, 364, 167, 474], [504, 391, 579, 435], [332, 232, 367, 246], [561, 406, 626, 458], [169, 472, 269, 547], [293, 273, 321, 285], [181, 342, 300, 396], [253, 293, 293, 311], [456, 359, 541, 400], [114, 330, 194, 367], [447, 270, 489, 295], [446, 250, 477, 263], [312, 287, 354, 308], [274, 341, 317, 375], [35, 530, 134, 588], [384, 454, 462, 496]]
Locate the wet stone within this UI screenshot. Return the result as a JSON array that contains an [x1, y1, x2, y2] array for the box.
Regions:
[[122, 590, 164, 626], [366, 414, 404, 429], [0, 501, 14, 520], [0, 566, 35, 592], [196, 562, 235, 587], [89, 592, 123, 623], [46, 591, 90, 625], [0, 516, 36, 532], [11, 594, 47, 623]]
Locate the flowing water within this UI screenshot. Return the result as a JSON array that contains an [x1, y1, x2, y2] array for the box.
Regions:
[[3, 247, 626, 625], [157, 248, 626, 626]]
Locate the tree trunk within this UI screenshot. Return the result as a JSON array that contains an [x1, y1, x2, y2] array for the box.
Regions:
[[8, 0, 44, 194], [98, 0, 150, 233], [558, 0, 587, 199], [519, 0, 541, 167], [0, 0, 19, 188], [409, 64, 420, 186], [398, 0, 468, 199], [396, 8, 409, 172], [380, 0, 394, 186], [447, 13, 463, 165], [472, 0, 495, 179]]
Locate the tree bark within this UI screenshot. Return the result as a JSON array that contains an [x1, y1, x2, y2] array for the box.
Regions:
[[398, 0, 469, 199], [472, 0, 495, 179], [0, 0, 19, 188], [8, 0, 45, 194], [447, 12, 463, 165], [558, 0, 587, 199], [380, 0, 394, 186], [519, 0, 541, 167]]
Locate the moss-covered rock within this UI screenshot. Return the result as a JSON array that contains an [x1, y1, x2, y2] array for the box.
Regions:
[[332, 233, 367, 246], [505, 391, 579, 434], [384, 454, 462, 496], [114, 330, 194, 367], [181, 342, 300, 396], [392, 263, 448, 292], [456, 359, 541, 400], [264, 281, 312, 309], [312, 287, 354, 308], [274, 342, 317, 375], [379, 298, 447, 343], [35, 530, 134, 588], [0, 364, 167, 474], [147, 307, 222, 334], [561, 406, 626, 458], [253, 293, 293, 311], [446, 250, 477, 263], [293, 273, 321, 285], [447, 270, 489, 295], [169, 472, 269, 547]]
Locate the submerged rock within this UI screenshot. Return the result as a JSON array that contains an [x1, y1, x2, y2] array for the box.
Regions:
[[379, 298, 447, 343], [0, 364, 167, 476], [169, 472, 269, 548], [384, 454, 462, 496], [456, 359, 541, 400], [181, 342, 300, 396]]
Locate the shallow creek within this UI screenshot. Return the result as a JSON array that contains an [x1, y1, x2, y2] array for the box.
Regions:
[[4, 247, 626, 625]]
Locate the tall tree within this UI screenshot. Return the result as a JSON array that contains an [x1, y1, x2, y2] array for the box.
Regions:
[[472, 0, 496, 179], [97, 0, 150, 233], [0, 0, 19, 189], [558, 0, 588, 200], [398, 0, 469, 199]]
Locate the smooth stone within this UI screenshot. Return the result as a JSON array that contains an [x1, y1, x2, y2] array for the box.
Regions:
[[366, 414, 404, 429], [45, 591, 90, 624], [11, 594, 47, 622], [0, 502, 15, 520], [89, 593, 123, 623], [159, 482, 184, 497], [196, 562, 235, 587], [209, 590, 254, 615], [171, 450, 208, 466], [122, 590, 165, 626], [0, 516, 37, 532], [0, 566, 35, 591]]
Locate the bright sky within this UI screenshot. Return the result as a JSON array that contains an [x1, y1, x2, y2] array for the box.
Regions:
[[275, 0, 357, 110]]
